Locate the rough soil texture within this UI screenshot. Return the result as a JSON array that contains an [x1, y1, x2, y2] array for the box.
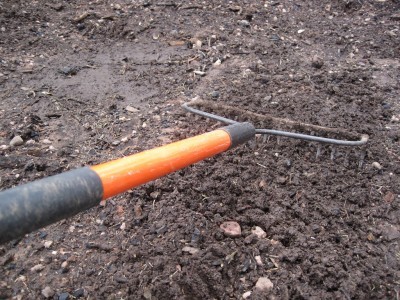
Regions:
[[1, 0, 400, 299]]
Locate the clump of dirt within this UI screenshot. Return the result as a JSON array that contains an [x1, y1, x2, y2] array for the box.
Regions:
[[0, 1, 399, 299]]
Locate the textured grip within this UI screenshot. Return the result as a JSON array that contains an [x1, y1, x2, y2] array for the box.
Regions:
[[0, 167, 103, 244]]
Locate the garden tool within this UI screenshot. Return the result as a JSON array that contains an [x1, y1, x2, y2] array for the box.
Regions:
[[0, 99, 368, 244]]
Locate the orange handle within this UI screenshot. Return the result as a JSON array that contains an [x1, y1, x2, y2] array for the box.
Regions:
[[91, 129, 231, 199]]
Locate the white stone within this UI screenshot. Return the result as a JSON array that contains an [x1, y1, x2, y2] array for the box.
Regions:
[[255, 255, 264, 266], [252, 226, 267, 239], [10, 135, 24, 146], [372, 162, 382, 170], [31, 264, 45, 272], [44, 240, 53, 248], [242, 291, 252, 299], [255, 277, 274, 292], [182, 246, 199, 255]]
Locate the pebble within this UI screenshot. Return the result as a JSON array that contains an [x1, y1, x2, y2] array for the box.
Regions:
[[0, 145, 8, 150], [10, 135, 24, 146], [58, 292, 70, 300], [44, 240, 53, 248], [26, 139, 36, 145], [255, 277, 274, 292], [252, 226, 267, 239], [255, 255, 264, 266], [191, 228, 201, 244], [112, 140, 120, 146], [213, 59, 222, 66], [242, 291, 252, 299], [31, 264, 45, 272], [194, 70, 206, 76], [391, 115, 399, 123], [42, 286, 54, 298], [372, 162, 382, 170], [121, 136, 129, 143], [61, 261, 68, 269], [211, 91, 220, 98], [238, 20, 250, 27], [42, 139, 52, 144], [126, 105, 138, 113], [72, 288, 84, 298], [182, 246, 199, 255], [220, 221, 241, 238], [120, 222, 126, 230]]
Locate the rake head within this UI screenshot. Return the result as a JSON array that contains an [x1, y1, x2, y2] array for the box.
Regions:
[[182, 99, 369, 166]]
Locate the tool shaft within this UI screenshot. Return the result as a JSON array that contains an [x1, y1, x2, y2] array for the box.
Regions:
[[0, 123, 255, 244]]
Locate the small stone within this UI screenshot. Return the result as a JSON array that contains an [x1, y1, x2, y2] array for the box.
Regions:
[[391, 115, 399, 123], [182, 246, 199, 255], [220, 221, 241, 238], [120, 222, 126, 230], [255, 277, 274, 292], [192, 39, 202, 49], [126, 105, 138, 113], [59, 66, 79, 76], [0, 145, 8, 150], [58, 292, 70, 300], [243, 291, 252, 299], [77, 23, 85, 31], [238, 20, 250, 27], [252, 226, 267, 239], [372, 162, 382, 170], [31, 264, 45, 272], [213, 59, 222, 66], [10, 135, 24, 146], [211, 91, 220, 98], [112, 140, 120, 146], [42, 286, 54, 298], [44, 240, 53, 248], [61, 261, 68, 269], [298, 29, 305, 34], [121, 136, 129, 143], [72, 288, 84, 298], [255, 255, 264, 266], [26, 139, 36, 145], [191, 228, 201, 244], [42, 139, 52, 144], [194, 70, 206, 76]]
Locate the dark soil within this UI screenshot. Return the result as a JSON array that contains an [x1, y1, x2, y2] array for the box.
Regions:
[[1, 0, 400, 299]]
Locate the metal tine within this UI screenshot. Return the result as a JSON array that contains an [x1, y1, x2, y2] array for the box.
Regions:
[[263, 134, 270, 143], [358, 149, 366, 170], [316, 144, 322, 159], [344, 148, 351, 167], [250, 139, 257, 150], [330, 146, 336, 161]]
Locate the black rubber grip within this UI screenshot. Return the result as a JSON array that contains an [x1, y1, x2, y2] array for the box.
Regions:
[[0, 167, 103, 244], [221, 122, 255, 149]]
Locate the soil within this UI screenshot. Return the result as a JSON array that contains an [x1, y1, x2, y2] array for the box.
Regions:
[[1, 0, 400, 299]]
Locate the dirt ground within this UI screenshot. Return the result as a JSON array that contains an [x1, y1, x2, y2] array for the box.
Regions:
[[0, 0, 399, 299]]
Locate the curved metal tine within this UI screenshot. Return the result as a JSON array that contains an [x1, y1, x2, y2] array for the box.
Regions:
[[358, 150, 366, 170], [330, 146, 336, 161], [316, 144, 322, 159], [344, 148, 351, 167]]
